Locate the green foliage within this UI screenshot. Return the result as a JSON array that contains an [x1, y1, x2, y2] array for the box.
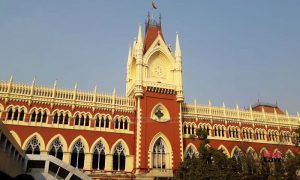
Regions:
[[295, 126, 300, 146], [176, 144, 300, 179], [196, 127, 209, 144]]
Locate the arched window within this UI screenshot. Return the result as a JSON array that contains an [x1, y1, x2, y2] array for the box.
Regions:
[[100, 117, 105, 127], [113, 143, 126, 171], [64, 114, 69, 125], [13, 109, 19, 120], [152, 138, 166, 169], [92, 141, 105, 170], [49, 138, 63, 160], [115, 119, 119, 129], [53, 113, 58, 124], [31, 111, 36, 122], [75, 115, 80, 125], [95, 117, 100, 127], [105, 117, 109, 128], [120, 118, 124, 129], [124, 119, 128, 130], [85, 116, 89, 126], [185, 146, 195, 160], [25, 136, 40, 154], [183, 125, 187, 134], [70, 140, 85, 169], [7, 108, 13, 120], [42, 112, 47, 123], [36, 111, 42, 122], [59, 114, 63, 124], [19, 110, 24, 121], [80, 116, 84, 126]]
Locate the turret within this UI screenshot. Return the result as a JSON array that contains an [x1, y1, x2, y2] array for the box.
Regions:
[[175, 33, 184, 102], [134, 25, 144, 97]]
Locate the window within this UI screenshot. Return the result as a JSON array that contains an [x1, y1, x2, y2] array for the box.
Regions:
[[70, 140, 85, 169], [25, 136, 41, 154], [185, 146, 196, 160], [30, 110, 47, 123], [6, 107, 25, 121], [92, 141, 105, 170], [113, 143, 126, 171], [152, 138, 166, 169], [49, 138, 63, 160]]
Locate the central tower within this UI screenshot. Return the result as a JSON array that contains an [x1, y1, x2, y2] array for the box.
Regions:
[[126, 13, 184, 102], [127, 12, 184, 178]]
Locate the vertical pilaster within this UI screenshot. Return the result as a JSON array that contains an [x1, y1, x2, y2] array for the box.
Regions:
[[84, 153, 92, 170]]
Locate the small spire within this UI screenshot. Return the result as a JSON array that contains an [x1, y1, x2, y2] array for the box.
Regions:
[[137, 25, 143, 46], [175, 32, 182, 58], [285, 110, 289, 116], [236, 104, 239, 110], [222, 102, 226, 108], [74, 82, 78, 90], [297, 112, 299, 117], [113, 88, 116, 96], [208, 100, 211, 106], [127, 45, 132, 65], [249, 105, 252, 111], [32, 76, 36, 85], [9, 75, 13, 83], [53, 79, 57, 88], [94, 85, 97, 93]]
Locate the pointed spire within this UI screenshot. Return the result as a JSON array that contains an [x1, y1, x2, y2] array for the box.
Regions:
[[236, 104, 239, 110], [32, 76, 36, 86], [208, 100, 211, 106], [113, 88, 116, 96], [74, 82, 78, 91], [175, 32, 182, 57], [53, 79, 57, 88], [9, 75, 13, 83], [127, 45, 132, 66], [137, 25, 143, 46], [94, 85, 97, 93], [222, 102, 226, 108]]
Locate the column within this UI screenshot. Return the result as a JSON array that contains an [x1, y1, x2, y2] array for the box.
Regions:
[[105, 154, 113, 171], [84, 153, 92, 170], [63, 152, 71, 165]]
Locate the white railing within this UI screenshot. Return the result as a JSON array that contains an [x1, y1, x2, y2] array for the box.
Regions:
[[0, 80, 135, 112], [183, 102, 300, 126]]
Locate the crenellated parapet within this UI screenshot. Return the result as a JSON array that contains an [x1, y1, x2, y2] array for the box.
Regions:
[[0, 79, 135, 112], [182, 101, 300, 127]]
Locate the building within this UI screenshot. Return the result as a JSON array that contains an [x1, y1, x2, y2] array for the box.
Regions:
[[0, 11, 299, 179]]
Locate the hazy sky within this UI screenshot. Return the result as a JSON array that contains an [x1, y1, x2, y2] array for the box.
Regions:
[[0, 1, 299, 114]]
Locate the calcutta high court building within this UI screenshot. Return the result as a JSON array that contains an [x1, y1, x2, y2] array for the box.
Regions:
[[0, 8, 299, 180]]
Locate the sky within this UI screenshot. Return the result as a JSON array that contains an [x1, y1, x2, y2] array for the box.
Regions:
[[0, 1, 299, 114]]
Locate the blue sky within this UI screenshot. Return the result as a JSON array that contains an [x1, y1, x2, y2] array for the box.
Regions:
[[0, 1, 299, 114]]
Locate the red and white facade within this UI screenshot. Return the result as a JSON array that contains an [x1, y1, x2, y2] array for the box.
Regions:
[[0, 14, 299, 179]]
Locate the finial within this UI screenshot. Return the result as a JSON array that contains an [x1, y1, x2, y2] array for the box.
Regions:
[[175, 32, 182, 58], [32, 76, 36, 85], [236, 104, 239, 110], [113, 88, 116, 96], [285, 110, 289, 116], [9, 75, 13, 83], [74, 82, 78, 90], [249, 105, 252, 111], [297, 112, 299, 117], [137, 25, 143, 45], [208, 100, 211, 106], [194, 99, 197, 105], [53, 79, 57, 88], [127, 45, 132, 65], [94, 85, 97, 93], [222, 102, 225, 108]]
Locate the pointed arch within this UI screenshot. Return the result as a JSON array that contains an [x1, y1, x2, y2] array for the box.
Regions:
[[184, 143, 198, 159], [148, 132, 173, 169], [150, 103, 171, 122], [111, 139, 130, 155], [231, 146, 242, 158], [217, 145, 230, 157], [246, 146, 258, 159], [46, 134, 68, 152], [286, 149, 295, 157], [10, 131, 21, 146], [68, 135, 89, 153], [90, 137, 110, 154], [22, 132, 45, 151]]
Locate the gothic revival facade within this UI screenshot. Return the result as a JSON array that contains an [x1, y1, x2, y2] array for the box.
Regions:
[[0, 13, 299, 179]]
